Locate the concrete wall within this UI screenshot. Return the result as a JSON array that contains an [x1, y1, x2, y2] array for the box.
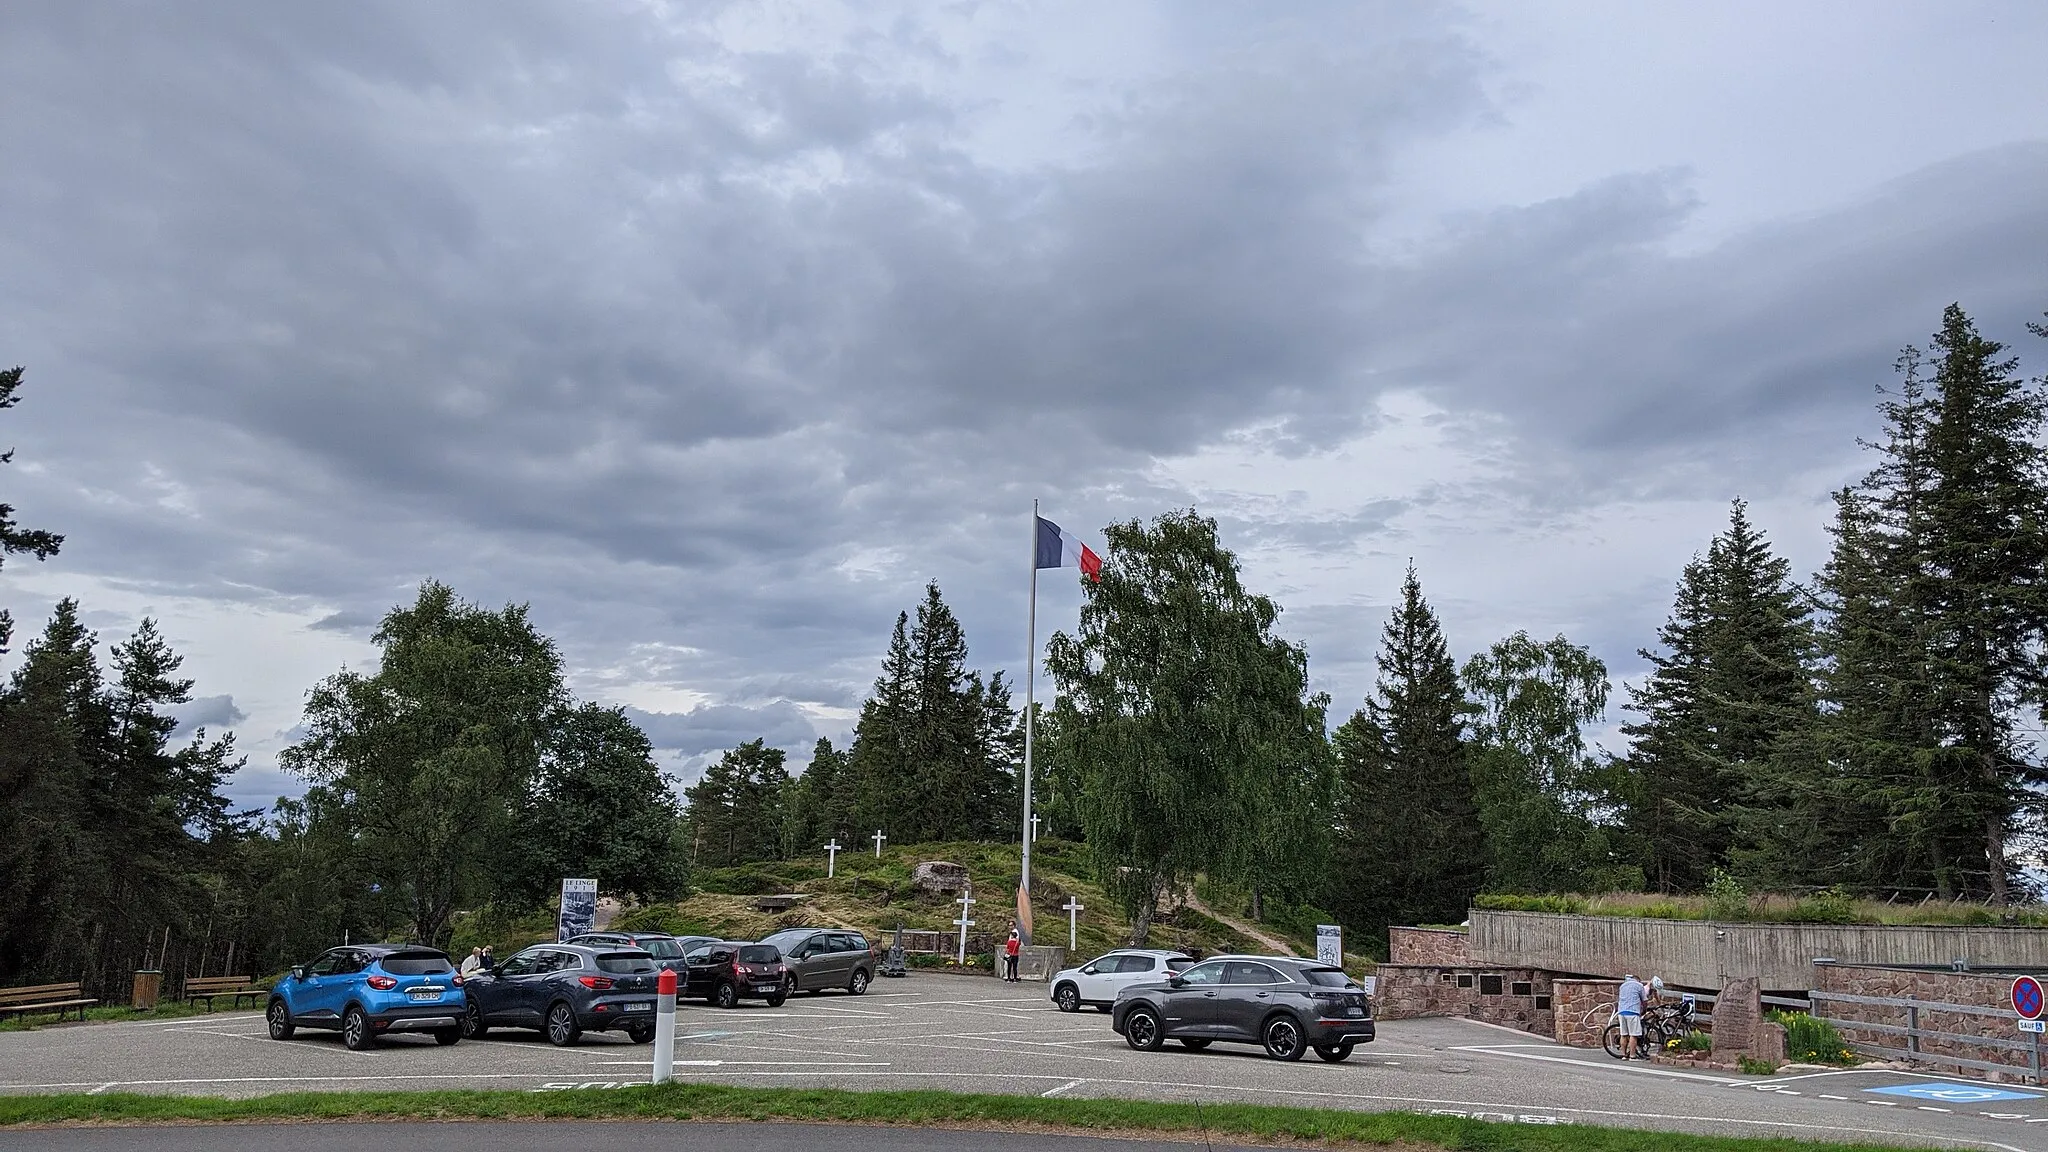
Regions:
[[1471, 910, 2048, 990]]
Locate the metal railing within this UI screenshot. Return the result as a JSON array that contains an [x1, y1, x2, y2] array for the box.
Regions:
[[1812, 989, 2046, 1082]]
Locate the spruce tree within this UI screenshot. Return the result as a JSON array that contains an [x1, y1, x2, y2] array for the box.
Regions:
[[1328, 565, 1481, 941], [0, 367, 65, 653], [1623, 501, 1816, 890], [682, 739, 789, 867], [1793, 308, 2048, 900]]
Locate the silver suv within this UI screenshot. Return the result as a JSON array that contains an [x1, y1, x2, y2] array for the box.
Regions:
[[759, 928, 875, 996]]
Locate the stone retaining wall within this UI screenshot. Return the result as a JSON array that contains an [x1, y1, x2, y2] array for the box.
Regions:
[[1389, 927, 1470, 966], [1372, 963, 1553, 1034], [1815, 962, 2040, 1083], [1551, 978, 1619, 1047]]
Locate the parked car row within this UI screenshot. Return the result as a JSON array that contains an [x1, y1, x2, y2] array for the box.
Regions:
[[1053, 948, 1376, 1063], [264, 928, 877, 1050]]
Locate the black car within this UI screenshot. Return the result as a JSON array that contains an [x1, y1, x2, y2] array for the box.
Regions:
[[566, 931, 718, 970], [680, 940, 789, 1008], [1111, 955, 1374, 1062], [460, 943, 661, 1046]]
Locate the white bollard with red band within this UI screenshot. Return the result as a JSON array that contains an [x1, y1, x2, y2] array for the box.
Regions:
[[652, 967, 677, 1084]]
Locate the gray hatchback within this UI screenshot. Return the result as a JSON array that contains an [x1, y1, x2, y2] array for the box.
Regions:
[[758, 928, 876, 996]]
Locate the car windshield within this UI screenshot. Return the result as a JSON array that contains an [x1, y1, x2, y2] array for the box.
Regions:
[[597, 952, 656, 974], [1302, 968, 1358, 988], [737, 946, 780, 964], [759, 930, 808, 952], [380, 952, 453, 975], [635, 938, 681, 958]]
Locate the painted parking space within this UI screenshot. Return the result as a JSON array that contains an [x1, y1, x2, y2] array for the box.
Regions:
[[1, 976, 2041, 1149]]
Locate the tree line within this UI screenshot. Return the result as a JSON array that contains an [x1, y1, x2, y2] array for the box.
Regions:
[[4, 302, 2044, 992]]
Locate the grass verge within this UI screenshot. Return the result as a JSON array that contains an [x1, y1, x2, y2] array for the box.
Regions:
[[0, 1001, 232, 1033], [0, 1083, 1937, 1151]]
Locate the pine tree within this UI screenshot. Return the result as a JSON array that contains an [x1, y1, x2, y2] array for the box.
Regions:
[[0, 367, 65, 653], [1328, 565, 1481, 942], [846, 612, 913, 837], [784, 737, 848, 852], [521, 704, 684, 900], [683, 739, 789, 867]]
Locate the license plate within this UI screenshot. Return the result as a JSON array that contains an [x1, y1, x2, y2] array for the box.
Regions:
[[407, 988, 441, 1001], [1346, 1006, 1363, 1017], [754, 984, 779, 993], [622, 1002, 651, 1012]]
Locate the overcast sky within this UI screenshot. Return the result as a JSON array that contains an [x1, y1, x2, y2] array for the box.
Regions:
[[3, 0, 2045, 813]]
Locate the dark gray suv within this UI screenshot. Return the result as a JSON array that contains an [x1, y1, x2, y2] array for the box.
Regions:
[[460, 943, 661, 1046], [1111, 955, 1374, 1062], [759, 928, 875, 996]]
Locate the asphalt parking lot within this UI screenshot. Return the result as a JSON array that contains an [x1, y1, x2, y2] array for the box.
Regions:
[[3, 973, 2044, 1151]]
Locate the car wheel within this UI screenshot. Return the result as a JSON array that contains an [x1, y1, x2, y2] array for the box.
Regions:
[[766, 993, 786, 1008], [545, 1001, 582, 1046], [1054, 983, 1080, 1013], [462, 1002, 489, 1039], [627, 1024, 655, 1045], [1179, 1038, 1211, 1051], [341, 1005, 374, 1051], [848, 969, 870, 996], [1314, 1042, 1353, 1063], [714, 981, 738, 1009], [1124, 1007, 1164, 1051], [1261, 1015, 1306, 1062], [433, 1028, 462, 1046], [265, 999, 295, 1041]]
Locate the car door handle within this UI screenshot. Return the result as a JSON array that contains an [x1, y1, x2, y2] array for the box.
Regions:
[[1203, 991, 1217, 998], [1255, 992, 1270, 999]]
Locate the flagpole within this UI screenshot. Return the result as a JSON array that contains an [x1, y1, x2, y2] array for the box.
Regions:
[[1021, 498, 1038, 921]]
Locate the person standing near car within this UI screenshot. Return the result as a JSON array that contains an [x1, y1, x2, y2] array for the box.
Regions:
[[1004, 928, 1021, 982], [1616, 973, 1649, 1059], [460, 948, 484, 976]]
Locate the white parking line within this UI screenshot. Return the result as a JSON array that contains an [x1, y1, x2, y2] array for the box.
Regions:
[[1448, 1045, 1739, 1085], [593, 1060, 891, 1068], [1041, 1078, 1088, 1097]]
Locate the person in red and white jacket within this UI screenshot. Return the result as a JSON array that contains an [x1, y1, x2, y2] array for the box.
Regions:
[[1003, 928, 1021, 982]]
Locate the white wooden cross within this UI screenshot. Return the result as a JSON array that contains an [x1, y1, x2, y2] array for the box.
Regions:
[[872, 829, 887, 857], [1029, 813, 1041, 842], [953, 889, 977, 965], [1062, 896, 1084, 951], [824, 839, 842, 878]]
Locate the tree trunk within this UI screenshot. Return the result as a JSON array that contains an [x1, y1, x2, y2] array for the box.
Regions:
[[1250, 884, 1264, 922], [1986, 812, 2009, 907]]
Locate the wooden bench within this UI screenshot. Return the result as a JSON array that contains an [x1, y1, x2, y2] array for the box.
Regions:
[[0, 981, 98, 1022], [752, 893, 810, 913], [184, 975, 264, 1011]]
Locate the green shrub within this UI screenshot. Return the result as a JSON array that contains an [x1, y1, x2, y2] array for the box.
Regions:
[[1738, 1055, 1778, 1075], [1785, 886, 1858, 924], [1704, 871, 1753, 922], [1768, 1010, 1854, 1065], [1670, 1031, 1712, 1053], [1473, 893, 1585, 915], [611, 905, 712, 936]]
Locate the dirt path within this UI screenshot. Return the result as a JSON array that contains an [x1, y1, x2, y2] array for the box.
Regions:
[[1179, 890, 1294, 954]]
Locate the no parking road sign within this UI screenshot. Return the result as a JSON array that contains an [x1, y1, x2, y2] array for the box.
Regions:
[[2014, 975, 2044, 1020]]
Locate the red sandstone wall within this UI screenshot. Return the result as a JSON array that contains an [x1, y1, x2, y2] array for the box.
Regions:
[[1372, 963, 1554, 1035], [1389, 927, 1471, 966], [1551, 978, 1619, 1047], [1816, 963, 2040, 1083]]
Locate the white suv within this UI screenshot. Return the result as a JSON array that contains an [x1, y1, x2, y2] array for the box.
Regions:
[[1050, 948, 1198, 1013]]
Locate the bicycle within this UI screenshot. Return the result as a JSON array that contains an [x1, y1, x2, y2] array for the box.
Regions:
[[1603, 996, 1696, 1059], [1602, 1013, 1664, 1059]]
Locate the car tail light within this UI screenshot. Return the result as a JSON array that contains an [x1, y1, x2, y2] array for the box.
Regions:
[[365, 975, 397, 990], [451, 974, 465, 987], [579, 976, 614, 990]]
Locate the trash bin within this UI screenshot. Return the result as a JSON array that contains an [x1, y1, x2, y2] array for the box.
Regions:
[[132, 970, 162, 1011]]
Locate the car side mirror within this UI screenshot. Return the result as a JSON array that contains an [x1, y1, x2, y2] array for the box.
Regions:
[[1167, 976, 1187, 989], [291, 966, 308, 982], [1080, 965, 1098, 975]]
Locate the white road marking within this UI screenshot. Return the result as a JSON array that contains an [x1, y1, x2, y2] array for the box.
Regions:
[[86, 1083, 117, 1095], [1448, 1045, 1739, 1085], [1918, 1106, 1952, 1113], [1041, 1078, 1087, 1097], [594, 1060, 891, 1068], [1819, 1094, 1848, 1100]]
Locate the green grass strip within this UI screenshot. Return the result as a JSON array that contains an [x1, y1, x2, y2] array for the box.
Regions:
[[0, 1083, 1937, 1151]]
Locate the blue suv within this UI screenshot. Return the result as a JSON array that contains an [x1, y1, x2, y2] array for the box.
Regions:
[[266, 944, 466, 1050]]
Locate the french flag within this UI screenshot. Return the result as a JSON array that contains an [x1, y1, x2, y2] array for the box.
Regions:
[[1035, 516, 1102, 582]]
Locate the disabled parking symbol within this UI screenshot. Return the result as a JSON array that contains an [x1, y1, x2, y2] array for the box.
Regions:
[[1866, 1081, 2044, 1103]]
